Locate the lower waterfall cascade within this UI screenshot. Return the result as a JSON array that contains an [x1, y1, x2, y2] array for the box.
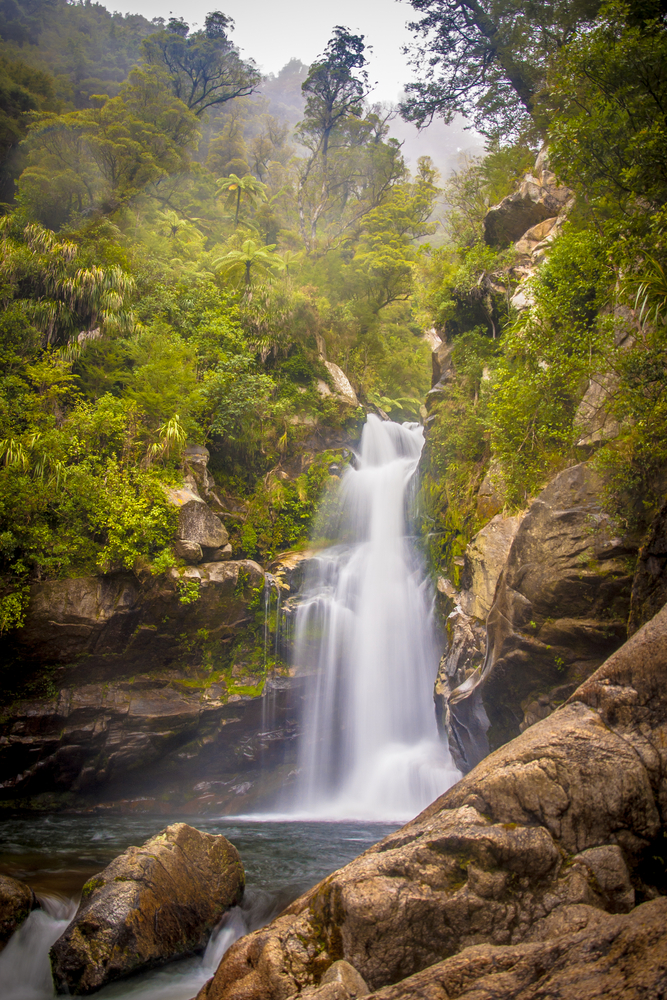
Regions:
[[289, 414, 460, 821]]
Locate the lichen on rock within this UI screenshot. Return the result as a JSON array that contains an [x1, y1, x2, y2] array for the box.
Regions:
[[50, 822, 244, 995]]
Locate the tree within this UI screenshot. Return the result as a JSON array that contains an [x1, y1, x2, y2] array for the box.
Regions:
[[547, 1, 667, 219], [400, 0, 603, 139], [18, 66, 199, 224], [0, 217, 135, 347], [214, 237, 285, 288], [216, 171, 267, 224], [141, 11, 260, 116], [295, 26, 396, 247]]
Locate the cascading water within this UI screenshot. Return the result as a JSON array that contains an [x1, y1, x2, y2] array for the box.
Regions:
[[290, 414, 459, 821]]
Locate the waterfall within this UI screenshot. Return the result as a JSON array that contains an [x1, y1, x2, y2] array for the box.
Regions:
[[290, 414, 459, 821]]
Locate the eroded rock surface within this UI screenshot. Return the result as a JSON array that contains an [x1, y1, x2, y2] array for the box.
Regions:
[[484, 159, 573, 248], [441, 463, 636, 769], [0, 560, 285, 808], [0, 873, 36, 949], [195, 603, 667, 1000], [51, 823, 244, 995], [363, 897, 667, 999]]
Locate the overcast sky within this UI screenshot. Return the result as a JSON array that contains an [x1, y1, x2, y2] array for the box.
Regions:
[[122, 0, 484, 174]]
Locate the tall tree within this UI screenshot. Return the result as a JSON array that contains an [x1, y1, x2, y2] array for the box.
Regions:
[[400, 0, 602, 139], [141, 11, 260, 117], [295, 27, 403, 248]]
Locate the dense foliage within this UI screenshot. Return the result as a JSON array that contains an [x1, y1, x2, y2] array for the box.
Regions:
[[0, 2, 438, 629], [415, 1, 667, 581]]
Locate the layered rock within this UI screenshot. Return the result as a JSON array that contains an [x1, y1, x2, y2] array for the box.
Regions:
[[440, 463, 636, 770], [0, 560, 280, 807], [196, 604, 667, 1000], [0, 874, 36, 949], [362, 898, 667, 999], [51, 823, 244, 995]]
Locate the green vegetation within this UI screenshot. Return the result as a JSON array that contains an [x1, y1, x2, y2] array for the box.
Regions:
[[0, 5, 441, 628], [414, 1, 667, 579]]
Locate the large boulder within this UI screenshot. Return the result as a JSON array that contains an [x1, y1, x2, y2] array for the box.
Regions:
[[168, 485, 229, 560], [484, 157, 573, 249], [196, 604, 667, 1000], [0, 874, 36, 949], [361, 897, 667, 999], [51, 823, 244, 995], [441, 463, 636, 769]]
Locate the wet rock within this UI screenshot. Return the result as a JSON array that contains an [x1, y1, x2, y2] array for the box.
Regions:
[[0, 874, 36, 949], [446, 463, 636, 768], [194, 605, 667, 1000], [0, 560, 267, 802], [629, 495, 667, 636], [361, 897, 667, 999], [51, 822, 244, 995]]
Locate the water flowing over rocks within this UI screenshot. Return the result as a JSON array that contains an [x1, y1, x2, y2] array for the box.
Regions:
[[195, 604, 667, 1000], [50, 822, 244, 995], [0, 873, 36, 949]]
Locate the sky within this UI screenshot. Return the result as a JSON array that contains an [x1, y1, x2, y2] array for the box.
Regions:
[[121, 0, 484, 174]]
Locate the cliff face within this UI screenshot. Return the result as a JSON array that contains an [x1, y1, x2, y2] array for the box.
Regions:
[[0, 449, 300, 814], [423, 149, 657, 774]]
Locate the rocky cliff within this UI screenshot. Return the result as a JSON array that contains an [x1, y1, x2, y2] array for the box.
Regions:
[[195, 602, 667, 1000]]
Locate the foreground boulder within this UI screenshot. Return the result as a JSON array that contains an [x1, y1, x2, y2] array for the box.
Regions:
[[362, 897, 667, 999], [51, 823, 244, 995], [0, 874, 36, 949], [196, 603, 667, 1000]]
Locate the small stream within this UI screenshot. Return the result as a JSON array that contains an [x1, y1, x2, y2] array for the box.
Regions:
[[0, 815, 398, 999]]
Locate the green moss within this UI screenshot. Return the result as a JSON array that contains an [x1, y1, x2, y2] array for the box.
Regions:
[[82, 876, 105, 898]]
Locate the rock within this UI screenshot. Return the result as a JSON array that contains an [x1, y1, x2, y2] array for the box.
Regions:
[[0, 560, 268, 802], [168, 487, 229, 550], [360, 898, 667, 999], [300, 960, 370, 999], [459, 513, 524, 621], [324, 362, 359, 407], [475, 460, 506, 521], [206, 543, 233, 562], [51, 822, 244, 995], [629, 496, 667, 635], [444, 463, 637, 769], [194, 605, 667, 1000], [573, 372, 622, 447], [484, 164, 573, 248], [174, 539, 204, 563], [0, 874, 36, 949]]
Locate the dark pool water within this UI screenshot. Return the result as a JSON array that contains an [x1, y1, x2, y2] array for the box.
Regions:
[[0, 815, 399, 999]]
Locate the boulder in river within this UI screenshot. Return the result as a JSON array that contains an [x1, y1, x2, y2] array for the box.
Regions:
[[50, 822, 244, 995], [195, 602, 667, 1000], [0, 874, 36, 949]]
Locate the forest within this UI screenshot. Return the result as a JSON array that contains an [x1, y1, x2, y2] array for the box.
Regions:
[[0, 0, 664, 635]]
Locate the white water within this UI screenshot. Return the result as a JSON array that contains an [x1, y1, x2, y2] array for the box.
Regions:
[[0, 891, 252, 1000], [290, 415, 459, 821]]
